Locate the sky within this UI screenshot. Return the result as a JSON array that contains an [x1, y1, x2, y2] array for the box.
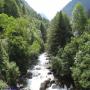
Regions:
[[25, 0, 71, 20]]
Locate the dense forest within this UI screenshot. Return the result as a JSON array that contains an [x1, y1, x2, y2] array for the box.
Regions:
[[0, 0, 90, 90], [0, 0, 48, 89], [47, 3, 90, 90]]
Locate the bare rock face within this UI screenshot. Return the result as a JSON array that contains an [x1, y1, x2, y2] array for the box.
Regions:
[[40, 78, 51, 90]]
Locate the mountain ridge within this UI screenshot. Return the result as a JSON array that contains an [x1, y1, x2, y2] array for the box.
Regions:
[[0, 0, 48, 21]]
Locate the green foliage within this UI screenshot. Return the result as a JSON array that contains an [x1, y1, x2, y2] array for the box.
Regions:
[[0, 12, 46, 87], [4, 0, 20, 17], [71, 33, 90, 89], [0, 0, 49, 26], [72, 52, 90, 89], [3, 60, 20, 87], [0, 0, 4, 13], [59, 37, 79, 75], [85, 19, 90, 32], [51, 56, 62, 76], [47, 3, 90, 90], [0, 39, 20, 87], [47, 11, 71, 56], [0, 0, 49, 88], [50, 32, 90, 89], [72, 3, 87, 36], [30, 40, 41, 54], [40, 23, 47, 43], [0, 80, 8, 89], [8, 36, 30, 74]]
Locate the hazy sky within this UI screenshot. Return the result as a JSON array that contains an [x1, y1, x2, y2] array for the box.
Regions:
[[25, 0, 71, 20]]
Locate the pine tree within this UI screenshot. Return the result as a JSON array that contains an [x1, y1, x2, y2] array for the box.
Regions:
[[40, 23, 46, 43], [47, 11, 71, 56], [72, 3, 87, 36]]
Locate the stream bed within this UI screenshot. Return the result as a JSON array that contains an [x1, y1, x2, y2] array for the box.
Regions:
[[25, 53, 69, 90]]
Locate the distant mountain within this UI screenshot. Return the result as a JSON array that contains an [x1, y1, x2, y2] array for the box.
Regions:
[[62, 0, 90, 16]]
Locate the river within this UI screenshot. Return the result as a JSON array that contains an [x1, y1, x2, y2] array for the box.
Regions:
[[25, 53, 69, 90]]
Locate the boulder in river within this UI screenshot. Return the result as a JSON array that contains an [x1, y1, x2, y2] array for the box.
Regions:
[[51, 83, 61, 89], [51, 84, 57, 89], [35, 65, 41, 70], [40, 78, 51, 90], [48, 71, 53, 75], [26, 72, 32, 79], [36, 67, 41, 70], [46, 66, 51, 70], [50, 80, 55, 85]]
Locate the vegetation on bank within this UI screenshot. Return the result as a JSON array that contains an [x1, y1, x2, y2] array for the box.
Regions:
[[0, 0, 48, 88], [47, 3, 90, 90]]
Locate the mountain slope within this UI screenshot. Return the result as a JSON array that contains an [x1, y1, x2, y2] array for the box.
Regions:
[[0, 0, 48, 20], [62, 0, 90, 16]]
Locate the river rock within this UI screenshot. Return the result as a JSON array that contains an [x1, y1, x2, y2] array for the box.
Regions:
[[40, 78, 51, 90], [35, 67, 41, 70], [51, 84, 58, 89], [46, 57, 49, 60], [50, 80, 55, 85], [26, 72, 32, 79], [35, 65, 41, 70], [46, 66, 51, 70], [45, 62, 49, 65], [48, 71, 52, 75], [33, 72, 40, 77]]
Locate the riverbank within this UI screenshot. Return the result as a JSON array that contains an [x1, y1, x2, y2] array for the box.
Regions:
[[23, 53, 72, 90]]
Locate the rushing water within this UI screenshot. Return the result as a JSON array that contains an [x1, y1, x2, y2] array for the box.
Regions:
[[26, 53, 68, 90]]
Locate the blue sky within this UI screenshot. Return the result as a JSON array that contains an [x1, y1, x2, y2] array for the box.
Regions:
[[25, 0, 71, 20]]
